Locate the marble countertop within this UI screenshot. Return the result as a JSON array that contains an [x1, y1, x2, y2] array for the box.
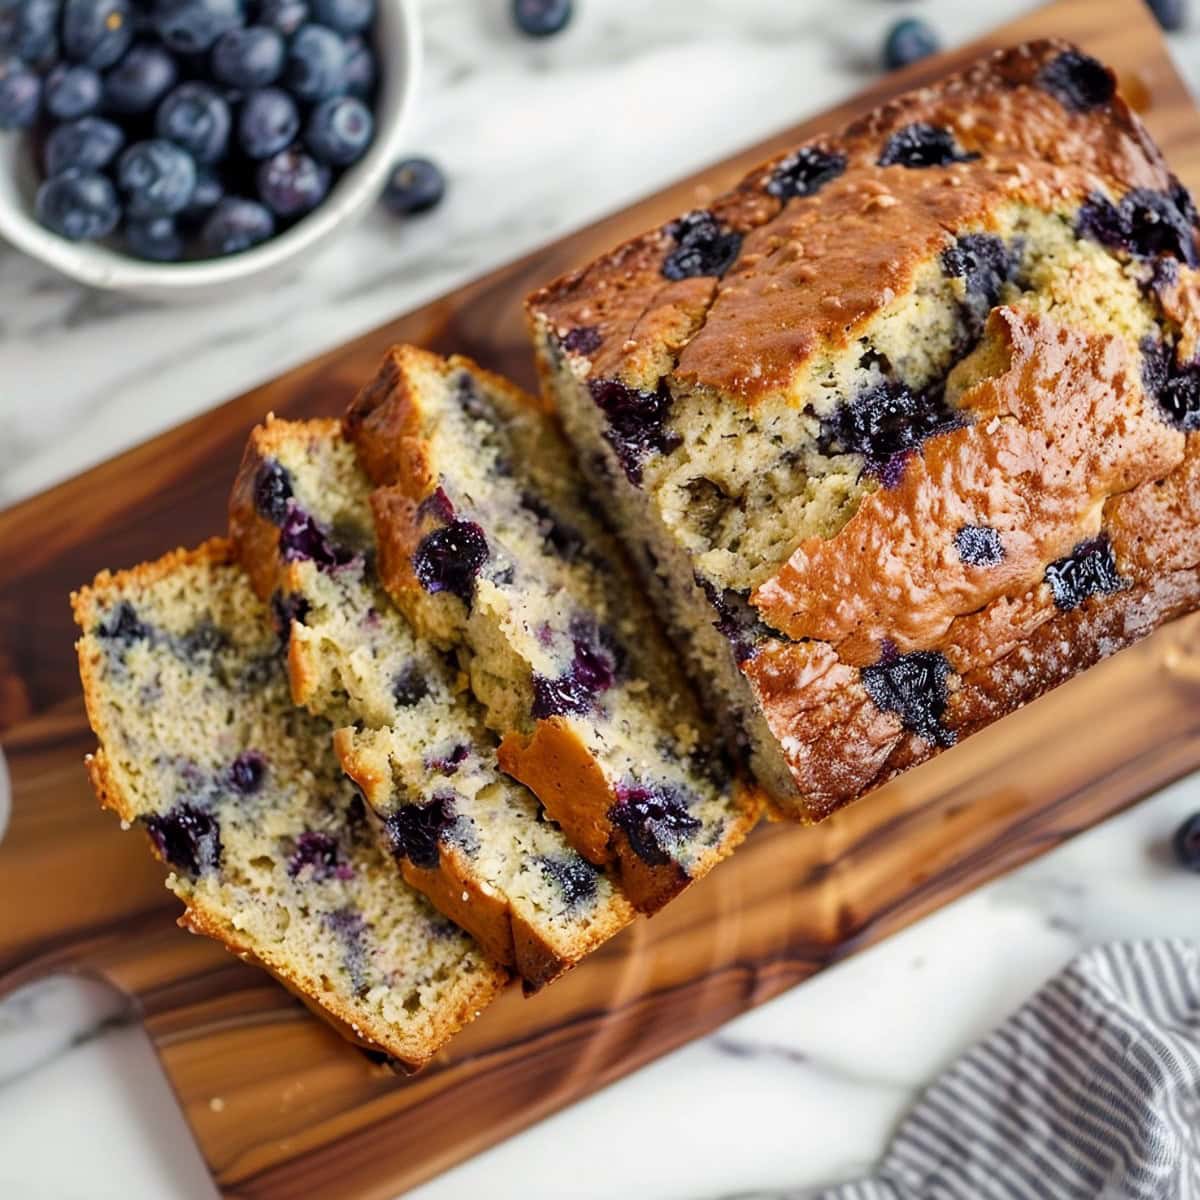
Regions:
[[4, 1, 1200, 1197]]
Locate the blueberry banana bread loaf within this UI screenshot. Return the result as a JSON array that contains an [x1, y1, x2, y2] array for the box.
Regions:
[[344, 346, 760, 912], [527, 39, 1200, 821], [229, 419, 635, 988], [72, 541, 507, 1069]]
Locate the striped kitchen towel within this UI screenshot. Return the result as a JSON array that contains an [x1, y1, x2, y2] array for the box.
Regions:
[[818, 940, 1200, 1200]]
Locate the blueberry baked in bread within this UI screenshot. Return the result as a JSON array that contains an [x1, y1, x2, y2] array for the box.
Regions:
[[527, 39, 1200, 821], [344, 346, 761, 912], [229, 419, 635, 989], [72, 541, 507, 1069]]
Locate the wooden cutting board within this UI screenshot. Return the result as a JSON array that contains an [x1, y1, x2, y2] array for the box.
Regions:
[[4, 0, 1200, 1195]]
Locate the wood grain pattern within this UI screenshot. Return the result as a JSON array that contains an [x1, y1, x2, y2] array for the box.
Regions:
[[3, 1, 1200, 1195]]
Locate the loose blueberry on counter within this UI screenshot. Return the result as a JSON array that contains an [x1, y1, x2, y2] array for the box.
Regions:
[[512, 0, 572, 37], [98, 600, 150, 644], [44, 63, 100, 120], [342, 33, 375, 97], [119, 137, 196, 217], [9, 0, 59, 69], [536, 854, 598, 908], [125, 214, 183, 260], [1173, 811, 1200, 871], [306, 94, 372, 165], [103, 43, 177, 113], [391, 664, 429, 708], [1146, 0, 1187, 31], [765, 145, 846, 200], [1036, 49, 1115, 112], [861, 646, 956, 747], [878, 122, 978, 169], [1076, 187, 1199, 267], [883, 17, 939, 69], [237, 84, 298, 158], [382, 156, 445, 215], [63, 0, 132, 69], [954, 525, 1006, 568], [201, 194, 274, 254], [253, 458, 294, 524], [212, 24, 284, 88], [44, 115, 124, 173], [289, 831, 353, 880], [35, 167, 120, 239], [383, 795, 455, 870], [145, 802, 223, 875], [285, 23, 345, 101], [1141, 339, 1200, 430], [156, 82, 230, 163], [661, 209, 742, 280], [609, 782, 701, 867], [0, 53, 39, 128], [229, 750, 266, 794], [588, 377, 682, 484], [413, 520, 489, 605], [311, 0, 373, 34], [154, 0, 244, 55], [1043, 535, 1124, 611], [257, 145, 329, 216]]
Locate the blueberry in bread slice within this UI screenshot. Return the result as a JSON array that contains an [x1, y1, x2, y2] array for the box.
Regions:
[[229, 419, 635, 988], [527, 39, 1200, 821], [72, 540, 506, 1069], [344, 346, 761, 913]]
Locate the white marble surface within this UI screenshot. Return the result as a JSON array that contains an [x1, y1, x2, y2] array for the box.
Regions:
[[4, 1, 1200, 1197]]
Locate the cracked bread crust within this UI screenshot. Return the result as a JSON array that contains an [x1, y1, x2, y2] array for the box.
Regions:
[[527, 39, 1200, 821], [72, 540, 507, 1069], [229, 419, 636, 989]]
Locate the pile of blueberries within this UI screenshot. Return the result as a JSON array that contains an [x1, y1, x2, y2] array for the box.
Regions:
[[0, 0, 382, 260]]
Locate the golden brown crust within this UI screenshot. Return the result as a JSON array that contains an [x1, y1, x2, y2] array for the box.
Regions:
[[528, 40, 1177, 402]]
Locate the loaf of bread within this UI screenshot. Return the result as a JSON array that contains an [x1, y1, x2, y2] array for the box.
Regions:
[[228, 418, 635, 990], [72, 541, 507, 1069], [344, 346, 761, 911], [526, 39, 1200, 821]]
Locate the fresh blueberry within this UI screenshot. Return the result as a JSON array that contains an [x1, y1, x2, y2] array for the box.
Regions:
[[44, 63, 101, 119], [103, 43, 177, 114], [310, 0, 373, 34], [1043, 535, 1124, 611], [861, 646, 956, 747], [383, 795, 454, 870], [125, 215, 183, 260], [381, 156, 445, 214], [229, 750, 266, 793], [1146, 0, 1187, 31], [154, 0, 244, 54], [413, 520, 489, 606], [63, 0, 132, 68], [179, 166, 223, 224], [878, 122, 978, 169], [36, 168, 120, 239], [258, 0, 308, 36], [212, 24, 284, 88], [12, 0, 59, 68], [512, 0, 572, 37], [144, 802, 222, 875], [765, 145, 846, 200], [256, 145, 330, 216], [0, 53, 39, 127], [661, 209, 742, 280], [285, 23, 345, 101], [609, 781, 701, 867], [342, 32, 374, 97], [1037, 49, 1115, 113], [119, 138, 197, 217], [883, 17, 939, 70], [156, 82, 231, 163], [1172, 811, 1200, 871], [237, 85, 298, 157], [201, 195, 274, 254], [954, 525, 1005, 568], [305, 94, 372, 165], [289, 831, 353, 881], [535, 854, 598, 908], [44, 115, 124, 174], [587, 377, 682, 484]]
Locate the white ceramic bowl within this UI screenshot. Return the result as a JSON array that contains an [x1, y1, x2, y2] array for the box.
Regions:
[[0, 0, 421, 303]]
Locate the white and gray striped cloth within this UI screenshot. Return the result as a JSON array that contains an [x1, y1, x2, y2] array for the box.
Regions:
[[819, 940, 1200, 1200]]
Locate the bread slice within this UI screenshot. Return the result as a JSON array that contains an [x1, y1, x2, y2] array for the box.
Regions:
[[526, 39, 1200, 821], [344, 346, 761, 913], [228, 419, 635, 989], [72, 540, 507, 1069]]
